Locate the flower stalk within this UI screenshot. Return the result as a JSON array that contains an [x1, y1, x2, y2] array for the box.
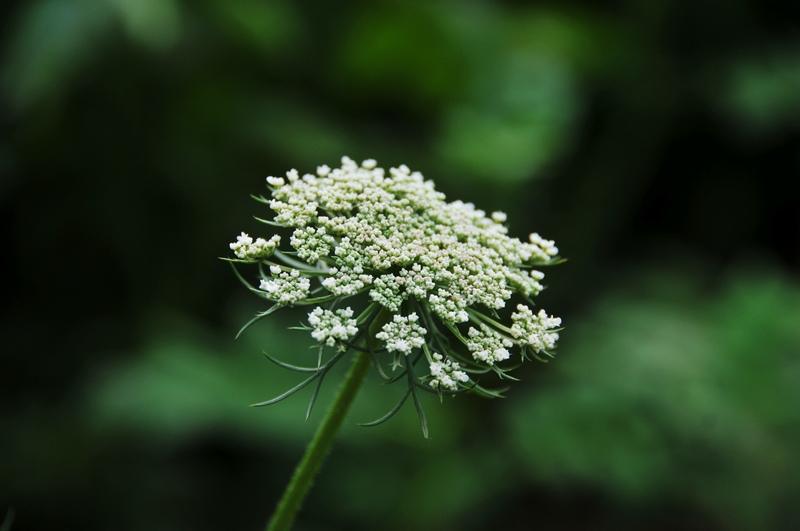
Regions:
[[265, 348, 372, 531]]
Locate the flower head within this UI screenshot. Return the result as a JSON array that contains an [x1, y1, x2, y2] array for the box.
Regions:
[[230, 232, 280, 260], [307, 307, 359, 347], [429, 353, 469, 391], [375, 313, 427, 355], [228, 157, 563, 434]]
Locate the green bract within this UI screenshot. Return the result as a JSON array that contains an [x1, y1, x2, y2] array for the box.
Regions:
[[228, 157, 563, 435]]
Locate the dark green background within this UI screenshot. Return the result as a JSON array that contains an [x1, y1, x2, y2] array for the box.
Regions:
[[2, 1, 799, 530]]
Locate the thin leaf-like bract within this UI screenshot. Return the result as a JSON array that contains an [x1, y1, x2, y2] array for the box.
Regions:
[[250, 194, 272, 205], [305, 373, 326, 420], [250, 371, 323, 407], [366, 332, 395, 381], [358, 388, 411, 428], [252, 345, 352, 407], [253, 215, 285, 227], [274, 250, 315, 270], [491, 364, 521, 381], [469, 383, 508, 399], [230, 262, 271, 299], [262, 350, 319, 373], [235, 304, 282, 339], [407, 366, 429, 439]]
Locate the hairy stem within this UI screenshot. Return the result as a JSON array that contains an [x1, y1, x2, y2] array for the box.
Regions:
[[265, 349, 372, 531]]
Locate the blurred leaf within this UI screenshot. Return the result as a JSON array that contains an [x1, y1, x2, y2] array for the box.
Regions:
[[439, 55, 578, 182], [84, 312, 323, 446], [106, 0, 181, 50], [2, 0, 113, 111], [83, 309, 465, 447], [237, 95, 355, 163], [208, 0, 301, 57], [710, 49, 800, 137], [319, 436, 506, 531], [2, 0, 183, 112], [503, 8, 629, 74], [437, 9, 585, 182], [331, 3, 467, 110], [503, 264, 800, 529]]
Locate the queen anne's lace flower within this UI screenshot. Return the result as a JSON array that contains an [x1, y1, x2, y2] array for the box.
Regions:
[[429, 353, 469, 391], [308, 307, 358, 347], [291, 226, 335, 263], [375, 313, 427, 354], [511, 304, 562, 353], [229, 157, 562, 432], [466, 324, 513, 365], [230, 232, 280, 260], [258, 268, 311, 305]]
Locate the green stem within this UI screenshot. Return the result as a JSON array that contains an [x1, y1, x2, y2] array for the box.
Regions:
[[266, 349, 372, 531]]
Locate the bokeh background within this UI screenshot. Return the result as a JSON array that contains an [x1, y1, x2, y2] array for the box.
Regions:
[[2, 1, 799, 530]]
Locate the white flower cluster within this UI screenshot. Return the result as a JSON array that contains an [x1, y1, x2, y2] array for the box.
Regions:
[[510, 304, 562, 353], [429, 353, 469, 391], [375, 313, 427, 355], [255, 156, 555, 323], [259, 267, 311, 305], [291, 226, 335, 263], [466, 324, 513, 365], [529, 233, 559, 258], [230, 157, 562, 398], [321, 265, 373, 297], [308, 307, 358, 347], [229, 232, 281, 260]]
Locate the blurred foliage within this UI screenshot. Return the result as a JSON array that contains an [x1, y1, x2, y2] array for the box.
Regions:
[[2, 0, 799, 530], [505, 262, 800, 530], [717, 48, 800, 137]]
